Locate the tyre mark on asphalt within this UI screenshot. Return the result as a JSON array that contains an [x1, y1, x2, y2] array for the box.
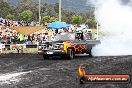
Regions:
[[0, 55, 132, 88], [0, 67, 52, 85]]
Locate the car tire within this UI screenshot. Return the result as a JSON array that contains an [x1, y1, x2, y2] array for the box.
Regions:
[[43, 55, 48, 59], [80, 77, 86, 84], [67, 48, 74, 59], [89, 50, 93, 57]]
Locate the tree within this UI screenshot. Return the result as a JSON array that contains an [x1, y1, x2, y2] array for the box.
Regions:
[[61, 9, 75, 23], [66, 17, 72, 24], [61, 15, 67, 22], [86, 16, 96, 29], [62, 15, 72, 24], [41, 15, 57, 23], [0, 0, 11, 17], [20, 0, 31, 4], [50, 16, 58, 22], [42, 16, 50, 23], [20, 10, 33, 22], [72, 15, 83, 26], [54, 3, 59, 14], [5, 14, 14, 20]]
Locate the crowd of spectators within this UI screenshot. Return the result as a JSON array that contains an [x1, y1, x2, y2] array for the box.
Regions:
[[0, 18, 51, 45], [0, 17, 39, 27], [0, 17, 94, 45], [0, 28, 94, 45], [0, 28, 54, 45]]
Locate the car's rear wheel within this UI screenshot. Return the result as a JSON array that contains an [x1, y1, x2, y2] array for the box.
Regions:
[[89, 49, 93, 57], [43, 55, 49, 59], [67, 48, 74, 59]]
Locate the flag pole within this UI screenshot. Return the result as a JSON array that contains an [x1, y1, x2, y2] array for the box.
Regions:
[[59, 0, 62, 21], [39, 0, 41, 25]]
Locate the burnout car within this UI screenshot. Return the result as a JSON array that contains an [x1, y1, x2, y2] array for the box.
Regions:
[[38, 32, 100, 59]]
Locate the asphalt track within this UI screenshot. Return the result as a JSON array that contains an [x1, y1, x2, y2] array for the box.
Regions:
[[0, 54, 132, 88]]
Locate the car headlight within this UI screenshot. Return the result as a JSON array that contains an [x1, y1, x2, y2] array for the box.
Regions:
[[38, 46, 42, 50]]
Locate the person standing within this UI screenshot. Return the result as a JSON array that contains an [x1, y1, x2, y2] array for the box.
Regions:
[[55, 29, 58, 34], [11, 34, 15, 44], [19, 34, 24, 44], [51, 33, 55, 41], [27, 35, 32, 45], [7, 34, 11, 44], [0, 43, 2, 54], [23, 35, 27, 44], [37, 34, 41, 44], [0, 33, 2, 43], [88, 31, 92, 40], [94, 33, 97, 40]]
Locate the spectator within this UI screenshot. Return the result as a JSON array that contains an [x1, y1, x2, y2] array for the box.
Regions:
[[0, 33, 2, 43], [7, 34, 11, 44], [88, 31, 92, 39], [42, 35, 46, 43], [94, 33, 97, 40], [23, 35, 27, 43], [11, 34, 15, 44], [27, 35, 32, 44], [18, 34, 24, 44], [51, 33, 55, 41]]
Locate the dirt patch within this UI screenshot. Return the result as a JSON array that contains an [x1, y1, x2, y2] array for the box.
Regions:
[[11, 26, 45, 35]]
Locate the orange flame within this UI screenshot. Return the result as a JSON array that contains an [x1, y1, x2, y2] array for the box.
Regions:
[[78, 65, 86, 76]]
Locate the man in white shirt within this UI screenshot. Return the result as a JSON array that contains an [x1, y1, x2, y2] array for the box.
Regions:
[[51, 33, 55, 41]]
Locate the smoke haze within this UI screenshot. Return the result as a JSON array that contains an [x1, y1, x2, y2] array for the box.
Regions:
[[91, 0, 132, 56]]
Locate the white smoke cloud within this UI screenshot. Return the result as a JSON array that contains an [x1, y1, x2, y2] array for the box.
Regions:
[[90, 0, 132, 56]]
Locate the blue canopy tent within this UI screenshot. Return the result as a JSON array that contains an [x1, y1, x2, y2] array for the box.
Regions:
[[48, 21, 70, 29]]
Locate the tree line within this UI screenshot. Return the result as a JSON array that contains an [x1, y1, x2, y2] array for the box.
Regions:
[[0, 0, 96, 28]]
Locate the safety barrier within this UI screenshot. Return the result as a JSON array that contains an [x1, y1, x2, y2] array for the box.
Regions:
[[2, 44, 38, 48], [0, 44, 40, 54]]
